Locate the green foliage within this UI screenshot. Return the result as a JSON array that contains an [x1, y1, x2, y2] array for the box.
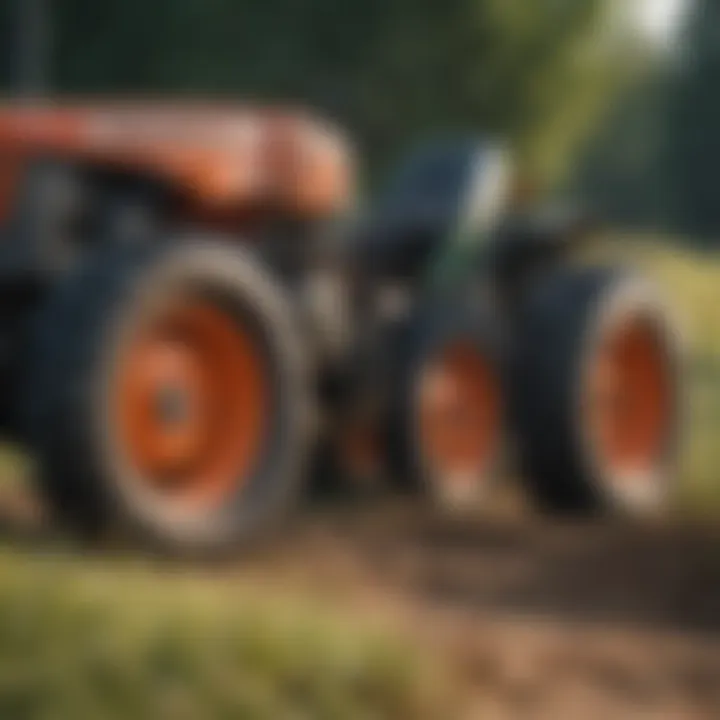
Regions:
[[574, 73, 672, 228], [584, 0, 720, 244], [44, 0, 627, 187], [0, 550, 450, 719], [662, 0, 720, 242]]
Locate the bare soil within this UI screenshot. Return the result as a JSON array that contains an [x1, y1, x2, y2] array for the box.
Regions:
[[2, 487, 720, 719]]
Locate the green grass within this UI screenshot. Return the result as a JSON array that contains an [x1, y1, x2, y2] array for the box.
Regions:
[[0, 549, 451, 720]]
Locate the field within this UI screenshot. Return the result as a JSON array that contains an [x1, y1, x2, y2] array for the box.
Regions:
[[0, 238, 718, 719]]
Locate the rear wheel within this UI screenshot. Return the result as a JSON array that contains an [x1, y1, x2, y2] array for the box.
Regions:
[[393, 306, 503, 508], [25, 239, 310, 553], [511, 267, 680, 514]]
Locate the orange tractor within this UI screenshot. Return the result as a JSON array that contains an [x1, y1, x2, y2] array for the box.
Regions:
[[0, 102, 681, 552]]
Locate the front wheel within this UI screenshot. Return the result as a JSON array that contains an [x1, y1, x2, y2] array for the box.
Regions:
[[511, 267, 682, 515]]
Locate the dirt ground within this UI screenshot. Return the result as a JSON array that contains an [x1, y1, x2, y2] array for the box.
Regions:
[[2, 488, 720, 719]]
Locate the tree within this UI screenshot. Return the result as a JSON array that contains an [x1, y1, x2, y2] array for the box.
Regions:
[[662, 0, 720, 242]]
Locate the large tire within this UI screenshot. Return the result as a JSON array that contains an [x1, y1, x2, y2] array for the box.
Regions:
[[24, 238, 311, 553], [511, 267, 681, 515], [391, 300, 503, 509]]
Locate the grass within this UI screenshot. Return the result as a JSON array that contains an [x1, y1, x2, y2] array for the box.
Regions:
[[0, 549, 451, 720]]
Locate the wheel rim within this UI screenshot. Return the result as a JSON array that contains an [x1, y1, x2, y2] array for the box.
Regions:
[[587, 318, 671, 481], [418, 342, 500, 491], [116, 296, 269, 509]]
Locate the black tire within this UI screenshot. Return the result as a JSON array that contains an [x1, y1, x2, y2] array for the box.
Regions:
[[24, 237, 311, 554], [511, 266, 681, 515], [390, 299, 504, 509]]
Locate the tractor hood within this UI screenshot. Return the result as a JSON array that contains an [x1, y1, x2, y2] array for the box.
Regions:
[[0, 101, 354, 216]]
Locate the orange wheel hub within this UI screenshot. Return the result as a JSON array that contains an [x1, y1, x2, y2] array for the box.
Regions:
[[418, 342, 500, 487], [115, 297, 269, 509], [587, 320, 671, 478]]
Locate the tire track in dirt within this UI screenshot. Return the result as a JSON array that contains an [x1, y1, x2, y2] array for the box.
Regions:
[[237, 500, 720, 718]]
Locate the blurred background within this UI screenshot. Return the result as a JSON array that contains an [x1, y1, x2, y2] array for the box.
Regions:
[[0, 0, 705, 226], [1, 1, 720, 718]]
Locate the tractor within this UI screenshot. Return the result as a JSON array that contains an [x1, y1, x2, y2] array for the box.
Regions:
[[0, 102, 680, 552]]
